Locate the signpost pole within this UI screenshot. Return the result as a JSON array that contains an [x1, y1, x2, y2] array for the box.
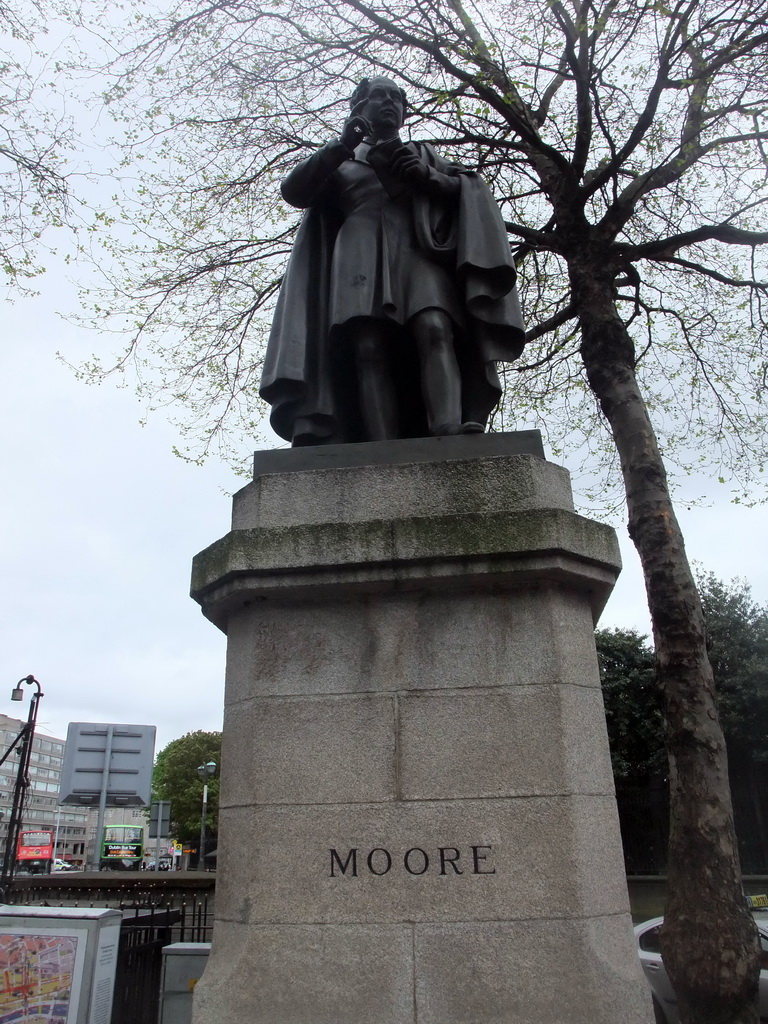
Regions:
[[148, 800, 171, 870], [87, 725, 114, 872]]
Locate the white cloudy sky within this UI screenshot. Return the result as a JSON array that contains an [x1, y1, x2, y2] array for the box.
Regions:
[[1, 9, 767, 758]]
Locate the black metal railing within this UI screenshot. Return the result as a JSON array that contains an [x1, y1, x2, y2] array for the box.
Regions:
[[114, 906, 181, 1024]]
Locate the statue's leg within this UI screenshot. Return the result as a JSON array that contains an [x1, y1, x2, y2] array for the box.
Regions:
[[353, 321, 400, 441], [411, 309, 482, 435]]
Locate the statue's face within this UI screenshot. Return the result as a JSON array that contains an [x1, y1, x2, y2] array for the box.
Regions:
[[360, 78, 405, 135]]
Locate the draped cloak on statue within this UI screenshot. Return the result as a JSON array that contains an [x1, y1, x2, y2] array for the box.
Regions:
[[260, 140, 526, 445]]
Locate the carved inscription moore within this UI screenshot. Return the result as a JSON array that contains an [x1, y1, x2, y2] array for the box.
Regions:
[[330, 845, 495, 878]]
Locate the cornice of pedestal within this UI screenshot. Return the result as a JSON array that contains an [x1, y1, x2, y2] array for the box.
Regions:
[[191, 503, 620, 633]]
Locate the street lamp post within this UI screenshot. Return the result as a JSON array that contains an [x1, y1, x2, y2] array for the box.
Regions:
[[0, 676, 43, 894], [196, 761, 216, 872], [53, 806, 63, 864]]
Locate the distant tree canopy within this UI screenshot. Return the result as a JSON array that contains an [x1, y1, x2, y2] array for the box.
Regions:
[[152, 730, 221, 842], [596, 627, 663, 784], [598, 574, 768, 779], [699, 572, 768, 766]]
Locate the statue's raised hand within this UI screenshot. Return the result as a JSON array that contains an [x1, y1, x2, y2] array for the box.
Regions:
[[340, 105, 372, 151]]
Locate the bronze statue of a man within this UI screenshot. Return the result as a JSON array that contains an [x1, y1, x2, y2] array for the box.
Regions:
[[260, 76, 526, 446]]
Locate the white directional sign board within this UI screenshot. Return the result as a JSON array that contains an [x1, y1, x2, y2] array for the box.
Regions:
[[58, 723, 156, 807]]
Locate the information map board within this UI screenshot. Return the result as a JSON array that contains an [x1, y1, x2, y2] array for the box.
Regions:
[[0, 906, 121, 1024]]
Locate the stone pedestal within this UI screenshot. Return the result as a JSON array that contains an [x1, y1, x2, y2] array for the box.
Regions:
[[190, 434, 652, 1024]]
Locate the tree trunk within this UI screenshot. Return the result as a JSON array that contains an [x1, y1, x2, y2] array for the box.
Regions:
[[572, 264, 760, 1024]]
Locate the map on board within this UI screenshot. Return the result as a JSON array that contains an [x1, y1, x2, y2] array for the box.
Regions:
[[0, 931, 78, 1023]]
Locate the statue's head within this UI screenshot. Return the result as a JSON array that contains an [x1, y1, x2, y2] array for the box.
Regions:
[[350, 76, 407, 135]]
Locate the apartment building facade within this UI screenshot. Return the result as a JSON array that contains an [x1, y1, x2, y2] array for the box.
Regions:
[[0, 714, 88, 865]]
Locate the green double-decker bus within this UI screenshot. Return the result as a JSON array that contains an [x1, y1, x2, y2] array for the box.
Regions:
[[100, 825, 143, 871]]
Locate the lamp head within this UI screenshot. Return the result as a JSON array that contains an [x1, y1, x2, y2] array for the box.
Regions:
[[11, 675, 41, 702]]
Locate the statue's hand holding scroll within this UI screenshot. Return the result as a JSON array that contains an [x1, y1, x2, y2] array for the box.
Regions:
[[390, 146, 460, 200], [390, 148, 430, 188]]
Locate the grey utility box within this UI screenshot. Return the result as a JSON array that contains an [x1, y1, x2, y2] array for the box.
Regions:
[[159, 942, 211, 1024], [0, 904, 122, 1023]]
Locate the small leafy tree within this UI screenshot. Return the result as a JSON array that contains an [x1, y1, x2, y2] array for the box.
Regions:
[[152, 730, 221, 843]]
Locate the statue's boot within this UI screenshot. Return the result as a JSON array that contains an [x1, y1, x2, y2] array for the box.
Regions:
[[433, 422, 484, 435]]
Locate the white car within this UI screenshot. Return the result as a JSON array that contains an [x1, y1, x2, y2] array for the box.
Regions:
[[635, 911, 768, 1023], [52, 858, 77, 872]]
